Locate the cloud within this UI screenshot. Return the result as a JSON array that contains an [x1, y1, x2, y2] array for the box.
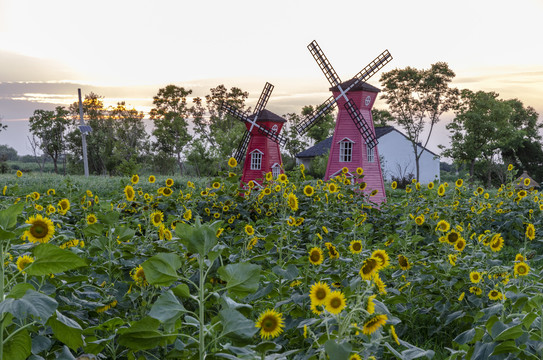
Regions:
[[0, 50, 77, 82]]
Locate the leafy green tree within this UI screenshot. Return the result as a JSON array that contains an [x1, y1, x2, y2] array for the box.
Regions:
[[442, 90, 514, 181], [0, 145, 18, 161], [185, 139, 216, 176], [380, 62, 459, 180], [302, 105, 335, 144], [150, 85, 192, 175], [28, 106, 71, 173], [372, 108, 394, 127]]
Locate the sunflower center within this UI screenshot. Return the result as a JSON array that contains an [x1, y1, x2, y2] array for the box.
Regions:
[[518, 266, 526, 274], [448, 233, 458, 243], [330, 297, 341, 308], [352, 243, 361, 251], [310, 252, 321, 262], [262, 316, 277, 331], [315, 288, 326, 300], [399, 257, 408, 267], [30, 221, 48, 238]]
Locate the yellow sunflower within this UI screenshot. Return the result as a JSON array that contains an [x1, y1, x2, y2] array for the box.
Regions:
[[303, 185, 314, 197], [124, 185, 136, 201], [131, 265, 147, 286], [469, 286, 482, 296], [390, 325, 400, 345], [391, 181, 397, 190], [359, 258, 380, 280], [469, 271, 482, 283], [16, 255, 34, 272], [448, 254, 457, 266], [86, 214, 97, 225], [165, 178, 174, 187], [308, 247, 324, 265], [366, 294, 377, 314], [287, 193, 299, 211], [371, 249, 390, 268], [131, 174, 139, 184], [415, 214, 425, 226], [58, 198, 70, 215], [514, 262, 530, 277], [148, 175, 156, 183], [349, 354, 362, 360], [162, 187, 173, 197], [436, 220, 450, 233], [356, 167, 364, 176], [228, 157, 237, 168], [524, 178, 531, 186], [525, 223, 535, 240], [309, 281, 330, 306], [255, 309, 284, 340], [515, 253, 525, 262], [150, 211, 164, 227], [398, 254, 411, 270], [428, 182, 434, 190], [278, 173, 288, 183], [362, 314, 388, 335], [489, 234, 504, 252], [325, 290, 346, 314], [183, 209, 192, 221], [16, 170, 23, 177], [437, 184, 445, 196], [455, 179, 463, 187], [507, 164, 513, 171], [454, 237, 466, 252], [328, 183, 338, 193], [25, 214, 55, 243], [349, 240, 363, 254], [244, 224, 255, 236], [265, 172, 273, 181], [488, 289, 504, 301]]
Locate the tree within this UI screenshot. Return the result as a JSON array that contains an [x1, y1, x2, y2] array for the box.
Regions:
[[372, 108, 394, 127], [28, 106, 71, 173], [0, 145, 18, 161], [442, 90, 514, 181], [380, 62, 458, 180], [0, 115, 6, 133], [150, 85, 192, 175]]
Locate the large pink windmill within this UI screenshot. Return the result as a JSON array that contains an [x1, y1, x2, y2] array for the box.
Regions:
[[221, 83, 287, 186], [296, 41, 392, 203]]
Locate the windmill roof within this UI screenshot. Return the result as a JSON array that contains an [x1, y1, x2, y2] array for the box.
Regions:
[[330, 80, 381, 93], [296, 126, 395, 158], [515, 171, 539, 189], [248, 109, 286, 123]]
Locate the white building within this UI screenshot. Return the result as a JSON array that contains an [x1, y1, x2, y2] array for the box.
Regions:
[[296, 126, 440, 184]]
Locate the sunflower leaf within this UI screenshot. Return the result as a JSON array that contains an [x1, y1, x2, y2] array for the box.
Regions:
[[324, 339, 351, 360], [219, 308, 257, 341], [0, 202, 24, 230], [26, 243, 87, 276], [141, 253, 182, 286], [218, 262, 261, 298]]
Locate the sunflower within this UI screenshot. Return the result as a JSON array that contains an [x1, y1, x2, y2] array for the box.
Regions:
[[373, 273, 387, 295], [514, 262, 530, 277], [507, 164, 513, 171], [349, 240, 363, 254], [131, 265, 147, 286], [490, 234, 504, 252], [255, 309, 284, 340], [360, 258, 379, 280], [414, 215, 424, 226], [86, 214, 97, 225], [362, 314, 388, 335], [183, 209, 192, 221], [524, 178, 531, 186], [455, 179, 463, 187], [244, 224, 255, 236], [391, 181, 397, 190], [46, 204, 56, 215], [327, 244, 339, 259], [308, 247, 324, 265], [148, 175, 156, 183], [436, 220, 450, 233], [389, 325, 400, 345], [131, 174, 139, 184], [287, 193, 299, 211], [366, 294, 377, 314], [265, 172, 273, 181], [398, 254, 411, 270], [150, 211, 164, 227], [448, 254, 457, 266], [356, 167, 364, 176], [515, 253, 525, 262], [469, 271, 482, 283], [454, 237, 466, 252], [228, 157, 237, 168], [371, 249, 390, 268], [525, 223, 535, 240], [469, 286, 482, 295], [303, 185, 314, 197], [437, 184, 445, 196], [165, 178, 174, 187], [427, 182, 434, 190], [24, 214, 55, 243], [328, 183, 338, 193], [31, 192, 40, 201], [278, 173, 288, 183], [325, 290, 346, 314], [58, 198, 70, 215], [488, 289, 504, 301], [124, 185, 135, 201], [349, 354, 362, 360]]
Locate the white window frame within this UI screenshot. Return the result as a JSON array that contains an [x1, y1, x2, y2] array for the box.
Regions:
[[250, 150, 263, 170], [271, 163, 281, 178], [367, 144, 375, 163], [339, 138, 354, 162]]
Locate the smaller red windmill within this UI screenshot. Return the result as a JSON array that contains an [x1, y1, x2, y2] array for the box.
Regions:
[[221, 83, 287, 186]]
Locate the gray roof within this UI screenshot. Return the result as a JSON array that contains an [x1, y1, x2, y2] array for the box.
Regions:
[[248, 109, 286, 123], [330, 80, 380, 93], [296, 126, 439, 158]]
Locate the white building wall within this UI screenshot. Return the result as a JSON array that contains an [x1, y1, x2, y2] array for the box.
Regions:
[[377, 130, 440, 184]]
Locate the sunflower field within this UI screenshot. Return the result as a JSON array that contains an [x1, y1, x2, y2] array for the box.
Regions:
[[0, 163, 541, 360]]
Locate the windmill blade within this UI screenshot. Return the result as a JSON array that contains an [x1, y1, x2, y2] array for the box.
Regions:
[[308, 40, 342, 88], [295, 95, 336, 135], [343, 99, 378, 149], [344, 50, 393, 93], [256, 122, 288, 147], [233, 130, 251, 163], [221, 102, 249, 123], [253, 82, 274, 115]]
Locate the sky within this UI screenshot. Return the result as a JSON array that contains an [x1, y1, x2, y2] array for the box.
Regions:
[[1, 0, 542, 156]]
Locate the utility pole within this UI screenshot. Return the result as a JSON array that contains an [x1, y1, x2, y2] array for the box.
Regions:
[[78, 89, 90, 177]]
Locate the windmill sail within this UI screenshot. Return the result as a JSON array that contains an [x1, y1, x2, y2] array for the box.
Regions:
[[295, 96, 336, 135], [233, 130, 251, 163], [308, 40, 342, 87], [253, 82, 274, 115], [343, 99, 377, 148]]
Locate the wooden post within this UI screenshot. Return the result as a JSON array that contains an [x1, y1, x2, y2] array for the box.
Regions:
[[78, 89, 90, 177]]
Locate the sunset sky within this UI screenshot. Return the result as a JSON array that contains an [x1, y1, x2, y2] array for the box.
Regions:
[[1, 0, 542, 156]]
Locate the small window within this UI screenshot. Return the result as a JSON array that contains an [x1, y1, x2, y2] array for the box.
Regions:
[[272, 164, 281, 178], [271, 124, 278, 133], [367, 144, 375, 163], [340, 140, 353, 162], [251, 151, 262, 170]]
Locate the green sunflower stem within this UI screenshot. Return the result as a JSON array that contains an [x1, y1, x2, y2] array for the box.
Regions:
[[0, 244, 4, 360], [198, 256, 206, 360]]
